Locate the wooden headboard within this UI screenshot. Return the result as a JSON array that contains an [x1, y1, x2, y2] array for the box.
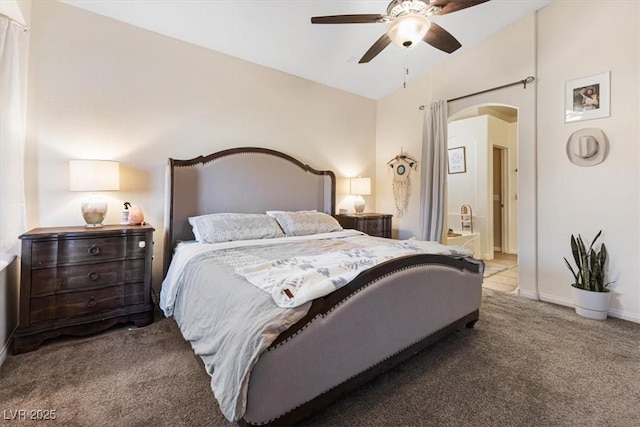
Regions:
[[164, 147, 336, 273]]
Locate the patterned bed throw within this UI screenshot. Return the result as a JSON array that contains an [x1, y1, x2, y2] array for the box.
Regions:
[[237, 240, 470, 308]]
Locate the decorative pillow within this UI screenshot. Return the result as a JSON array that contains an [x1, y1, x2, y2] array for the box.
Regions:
[[188, 213, 285, 243], [270, 211, 343, 237]]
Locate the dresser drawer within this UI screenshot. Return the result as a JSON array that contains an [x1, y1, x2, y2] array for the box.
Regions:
[[334, 214, 392, 239], [126, 234, 149, 259], [360, 218, 385, 236], [30, 285, 125, 324], [124, 282, 145, 306], [32, 236, 127, 267], [31, 259, 145, 297]]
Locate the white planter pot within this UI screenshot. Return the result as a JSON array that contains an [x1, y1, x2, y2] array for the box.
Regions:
[[572, 286, 611, 320]]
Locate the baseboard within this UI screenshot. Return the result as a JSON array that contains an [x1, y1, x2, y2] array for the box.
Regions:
[[0, 327, 15, 368], [0, 344, 7, 368], [538, 293, 572, 307], [607, 308, 640, 323], [538, 293, 640, 324], [517, 288, 539, 300]]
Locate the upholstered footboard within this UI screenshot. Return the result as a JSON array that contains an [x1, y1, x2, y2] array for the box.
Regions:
[[241, 254, 483, 426]]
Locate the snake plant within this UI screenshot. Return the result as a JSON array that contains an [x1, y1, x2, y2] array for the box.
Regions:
[[564, 230, 611, 292]]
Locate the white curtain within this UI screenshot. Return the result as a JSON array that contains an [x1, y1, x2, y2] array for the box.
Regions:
[[0, 17, 27, 257], [419, 100, 448, 242]]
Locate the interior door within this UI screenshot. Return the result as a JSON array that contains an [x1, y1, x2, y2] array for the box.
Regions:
[[493, 147, 503, 252]]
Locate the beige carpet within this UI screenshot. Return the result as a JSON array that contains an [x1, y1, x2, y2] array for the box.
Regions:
[[2, 290, 639, 426]]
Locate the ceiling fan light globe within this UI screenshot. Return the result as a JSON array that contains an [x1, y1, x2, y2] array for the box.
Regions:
[[387, 14, 431, 48]]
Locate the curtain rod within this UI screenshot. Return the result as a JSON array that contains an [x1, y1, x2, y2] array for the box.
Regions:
[[0, 13, 28, 32], [418, 76, 535, 110]]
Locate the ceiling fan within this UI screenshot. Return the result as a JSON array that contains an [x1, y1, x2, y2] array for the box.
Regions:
[[311, 0, 490, 63]]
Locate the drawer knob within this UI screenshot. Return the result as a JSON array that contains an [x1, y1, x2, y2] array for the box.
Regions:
[[86, 297, 98, 308], [88, 271, 100, 281], [373, 223, 378, 229], [88, 245, 101, 256]]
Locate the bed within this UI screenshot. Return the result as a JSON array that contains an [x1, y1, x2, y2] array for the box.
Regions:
[[161, 147, 484, 426]]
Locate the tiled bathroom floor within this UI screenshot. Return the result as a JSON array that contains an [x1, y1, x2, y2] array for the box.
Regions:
[[483, 253, 518, 293]]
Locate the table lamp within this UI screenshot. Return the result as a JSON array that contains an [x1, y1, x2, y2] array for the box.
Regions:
[[69, 160, 120, 227], [350, 177, 371, 214]]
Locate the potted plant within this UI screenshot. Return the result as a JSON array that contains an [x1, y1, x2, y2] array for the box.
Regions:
[[564, 230, 612, 320]]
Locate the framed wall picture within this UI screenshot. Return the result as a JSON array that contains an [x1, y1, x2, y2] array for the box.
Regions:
[[565, 71, 610, 123], [447, 147, 466, 174]]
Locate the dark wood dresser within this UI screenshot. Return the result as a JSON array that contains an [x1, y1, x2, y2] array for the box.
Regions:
[[13, 224, 155, 354], [334, 213, 393, 238]]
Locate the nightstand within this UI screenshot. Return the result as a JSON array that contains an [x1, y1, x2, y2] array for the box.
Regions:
[[13, 224, 155, 354], [334, 213, 392, 238]]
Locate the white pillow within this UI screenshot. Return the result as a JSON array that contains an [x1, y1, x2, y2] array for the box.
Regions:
[[188, 213, 285, 243], [269, 211, 343, 237]]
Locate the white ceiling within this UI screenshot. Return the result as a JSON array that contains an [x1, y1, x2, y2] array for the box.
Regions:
[[59, 0, 553, 100]]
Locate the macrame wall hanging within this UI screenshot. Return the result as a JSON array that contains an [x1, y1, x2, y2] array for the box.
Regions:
[[387, 150, 418, 217]]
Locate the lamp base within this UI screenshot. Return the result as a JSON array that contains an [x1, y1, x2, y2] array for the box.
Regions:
[[81, 194, 108, 228], [353, 196, 366, 214], [84, 223, 104, 228]]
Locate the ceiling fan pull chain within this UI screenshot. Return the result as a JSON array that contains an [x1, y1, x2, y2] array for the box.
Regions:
[[403, 49, 409, 89]]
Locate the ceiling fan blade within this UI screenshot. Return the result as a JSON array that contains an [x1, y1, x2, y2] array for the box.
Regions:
[[431, 0, 490, 16], [359, 34, 392, 63], [422, 22, 461, 53], [311, 14, 385, 24]]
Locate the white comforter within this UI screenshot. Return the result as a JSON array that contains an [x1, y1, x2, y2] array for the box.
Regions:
[[237, 239, 470, 308]]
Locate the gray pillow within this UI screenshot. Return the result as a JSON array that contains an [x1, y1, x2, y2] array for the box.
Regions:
[[188, 213, 285, 243], [269, 211, 343, 237]]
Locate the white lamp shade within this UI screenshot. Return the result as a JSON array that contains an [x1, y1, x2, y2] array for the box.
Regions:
[[69, 160, 120, 191], [387, 14, 431, 48], [69, 160, 119, 227], [350, 177, 371, 195]]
